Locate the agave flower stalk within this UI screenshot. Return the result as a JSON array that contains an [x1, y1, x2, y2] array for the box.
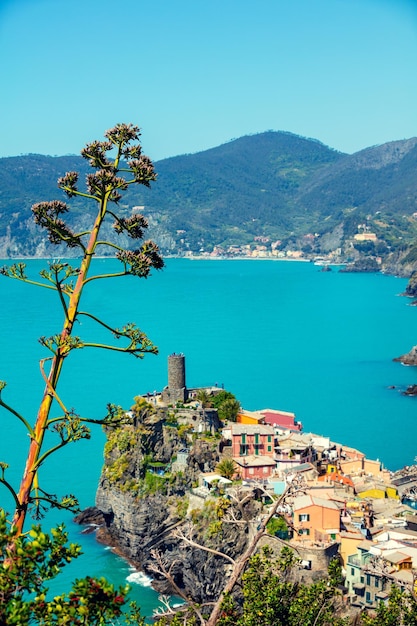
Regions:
[[0, 124, 164, 536]]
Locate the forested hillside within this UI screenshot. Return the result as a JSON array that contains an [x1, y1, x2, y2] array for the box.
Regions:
[[1, 131, 417, 270]]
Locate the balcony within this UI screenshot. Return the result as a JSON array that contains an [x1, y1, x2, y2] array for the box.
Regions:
[[347, 554, 361, 567]]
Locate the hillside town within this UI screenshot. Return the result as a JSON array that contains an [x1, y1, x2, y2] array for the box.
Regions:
[[140, 353, 417, 612], [179, 225, 387, 268]]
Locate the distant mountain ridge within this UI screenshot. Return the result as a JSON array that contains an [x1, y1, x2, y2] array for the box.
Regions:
[[1, 131, 417, 271]]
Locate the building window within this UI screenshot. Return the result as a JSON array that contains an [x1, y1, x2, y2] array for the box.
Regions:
[[351, 568, 355, 576], [267, 445, 272, 452], [360, 576, 364, 584], [330, 533, 336, 541], [267, 435, 272, 443], [366, 575, 371, 586], [240, 445, 247, 456], [374, 578, 379, 588], [254, 433, 259, 444], [298, 514, 310, 522], [299, 528, 310, 536], [241, 434, 246, 444], [366, 591, 371, 604]]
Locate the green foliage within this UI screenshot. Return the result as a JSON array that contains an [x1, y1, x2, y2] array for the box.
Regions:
[[216, 458, 236, 480], [0, 510, 139, 625], [174, 495, 189, 520], [196, 389, 212, 408], [360, 584, 417, 626], [3, 132, 417, 261], [327, 557, 344, 588], [217, 398, 240, 423], [177, 423, 193, 441], [217, 547, 348, 626], [189, 497, 231, 538], [211, 391, 236, 409], [139, 470, 177, 497], [211, 391, 240, 422], [266, 515, 288, 536]]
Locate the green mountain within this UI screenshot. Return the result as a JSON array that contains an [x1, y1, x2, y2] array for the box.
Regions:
[[1, 131, 417, 269]]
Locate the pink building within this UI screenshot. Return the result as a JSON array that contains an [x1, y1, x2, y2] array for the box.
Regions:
[[260, 408, 302, 432], [231, 423, 276, 480]]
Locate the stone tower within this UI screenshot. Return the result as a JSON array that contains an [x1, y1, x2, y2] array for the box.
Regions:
[[162, 353, 188, 403]]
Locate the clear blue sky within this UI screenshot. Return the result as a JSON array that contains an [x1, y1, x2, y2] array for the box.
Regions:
[[1, 0, 416, 161]]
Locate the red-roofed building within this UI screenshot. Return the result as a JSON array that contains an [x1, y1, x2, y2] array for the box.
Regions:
[[260, 408, 302, 432]]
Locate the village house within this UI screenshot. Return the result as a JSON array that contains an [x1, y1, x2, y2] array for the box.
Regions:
[[236, 409, 265, 426], [346, 538, 417, 608], [260, 408, 302, 432], [231, 423, 276, 480], [236, 407, 302, 432], [275, 432, 317, 473], [292, 494, 341, 543]]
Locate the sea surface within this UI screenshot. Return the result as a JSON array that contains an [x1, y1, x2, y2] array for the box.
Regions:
[[0, 257, 416, 619]]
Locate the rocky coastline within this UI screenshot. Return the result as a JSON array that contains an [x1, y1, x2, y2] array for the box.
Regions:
[[393, 344, 417, 367], [74, 401, 260, 604]]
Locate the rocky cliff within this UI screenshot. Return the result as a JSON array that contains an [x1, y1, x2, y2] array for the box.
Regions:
[[393, 345, 417, 367], [78, 399, 260, 604]]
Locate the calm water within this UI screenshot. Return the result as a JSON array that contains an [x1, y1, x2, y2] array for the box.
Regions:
[[0, 258, 416, 618]]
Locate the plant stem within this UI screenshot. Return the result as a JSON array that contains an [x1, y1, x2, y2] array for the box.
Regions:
[[12, 196, 108, 534]]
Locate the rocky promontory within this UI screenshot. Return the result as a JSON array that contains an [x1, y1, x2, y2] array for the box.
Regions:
[[76, 397, 263, 605], [403, 271, 417, 299], [393, 345, 417, 366]]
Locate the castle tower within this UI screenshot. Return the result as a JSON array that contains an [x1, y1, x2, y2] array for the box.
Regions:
[[162, 352, 188, 403]]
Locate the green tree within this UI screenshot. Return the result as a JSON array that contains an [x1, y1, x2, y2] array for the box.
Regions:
[[0, 123, 162, 623], [211, 391, 240, 422], [216, 458, 236, 480], [360, 584, 417, 626], [217, 548, 348, 626], [217, 398, 240, 423], [211, 391, 235, 409]]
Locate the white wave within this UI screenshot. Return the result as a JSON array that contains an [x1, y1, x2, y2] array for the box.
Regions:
[[126, 571, 153, 587]]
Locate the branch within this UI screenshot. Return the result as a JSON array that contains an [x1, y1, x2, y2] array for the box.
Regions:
[[0, 383, 34, 435], [77, 310, 125, 334], [82, 267, 129, 285], [39, 359, 70, 416], [148, 549, 207, 626], [205, 486, 292, 626], [172, 524, 236, 566], [0, 464, 20, 508]]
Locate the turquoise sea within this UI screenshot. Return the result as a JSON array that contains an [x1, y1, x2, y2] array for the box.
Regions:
[[0, 258, 416, 618]]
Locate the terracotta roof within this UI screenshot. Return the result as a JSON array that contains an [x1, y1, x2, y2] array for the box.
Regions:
[[318, 473, 354, 488]]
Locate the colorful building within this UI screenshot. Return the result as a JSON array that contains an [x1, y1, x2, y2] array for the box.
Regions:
[[292, 494, 341, 543], [260, 408, 302, 432], [231, 423, 276, 480]]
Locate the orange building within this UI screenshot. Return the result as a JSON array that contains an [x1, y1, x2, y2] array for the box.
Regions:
[[236, 410, 264, 425], [292, 494, 341, 542]]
